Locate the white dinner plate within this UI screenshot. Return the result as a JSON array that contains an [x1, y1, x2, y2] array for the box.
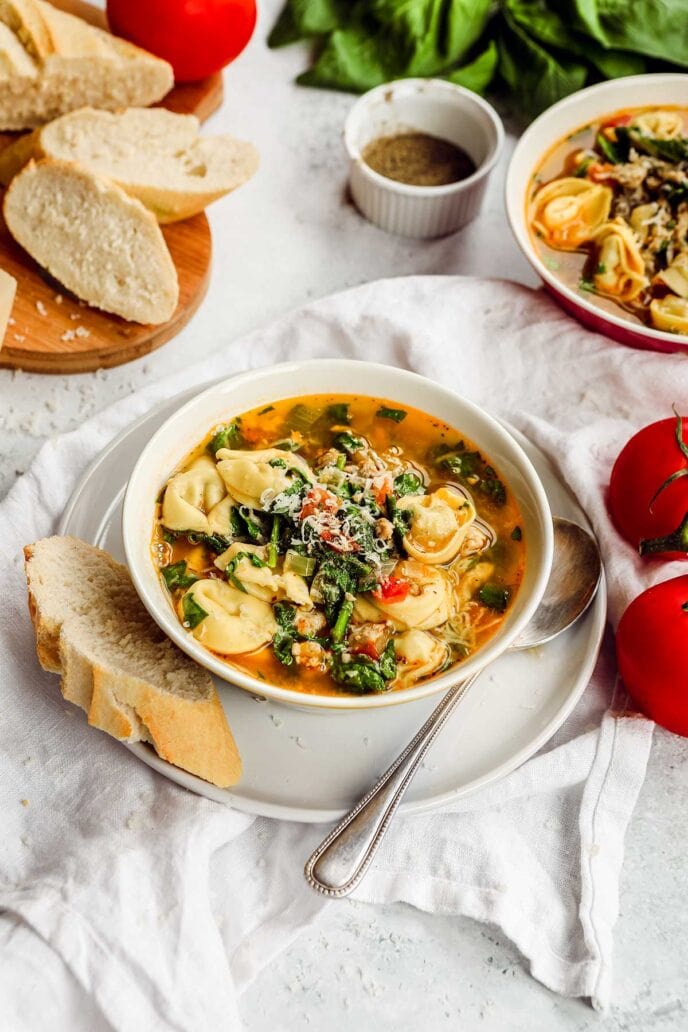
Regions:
[[60, 384, 606, 823]]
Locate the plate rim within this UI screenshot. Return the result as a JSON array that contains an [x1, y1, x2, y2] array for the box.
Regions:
[[59, 379, 607, 823]]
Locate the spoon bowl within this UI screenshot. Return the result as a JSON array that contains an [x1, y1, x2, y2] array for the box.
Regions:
[[305, 517, 603, 898]]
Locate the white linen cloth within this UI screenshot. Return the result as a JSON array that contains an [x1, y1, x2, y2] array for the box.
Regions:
[[7, 273, 686, 1029]]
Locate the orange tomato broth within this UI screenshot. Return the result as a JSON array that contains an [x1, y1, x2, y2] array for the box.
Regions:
[[152, 393, 526, 696], [527, 105, 688, 328]]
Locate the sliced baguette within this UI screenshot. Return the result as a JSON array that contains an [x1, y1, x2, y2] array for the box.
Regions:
[[24, 536, 242, 788], [0, 0, 173, 129], [0, 106, 260, 221], [4, 158, 179, 324]]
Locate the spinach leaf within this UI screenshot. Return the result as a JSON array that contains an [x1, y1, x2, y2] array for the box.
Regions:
[[207, 421, 241, 456], [327, 402, 351, 424], [185, 531, 231, 553], [181, 592, 208, 629], [393, 471, 425, 497], [224, 550, 267, 593], [330, 640, 396, 694], [333, 431, 364, 453], [161, 561, 198, 591], [511, 526, 522, 541], [387, 494, 412, 541], [438, 446, 506, 506], [595, 129, 627, 164], [376, 406, 407, 423], [272, 601, 297, 665], [628, 130, 688, 163], [478, 583, 510, 612]]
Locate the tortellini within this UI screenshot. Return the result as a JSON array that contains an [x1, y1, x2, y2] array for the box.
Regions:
[[214, 543, 312, 607], [397, 486, 475, 565], [162, 455, 226, 534], [632, 110, 683, 139], [354, 559, 451, 631], [655, 254, 688, 299], [394, 630, 450, 686], [180, 579, 277, 654], [650, 296, 688, 335], [628, 203, 658, 244], [206, 495, 238, 537], [592, 220, 647, 302], [532, 178, 612, 250], [215, 448, 314, 509]]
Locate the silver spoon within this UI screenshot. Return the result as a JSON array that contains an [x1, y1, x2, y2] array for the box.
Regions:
[[304, 517, 602, 898]]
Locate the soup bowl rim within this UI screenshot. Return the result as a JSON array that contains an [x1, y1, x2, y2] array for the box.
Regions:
[[122, 359, 554, 711], [505, 72, 688, 350]]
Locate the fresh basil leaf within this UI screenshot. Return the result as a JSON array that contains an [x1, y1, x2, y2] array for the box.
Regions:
[[498, 9, 588, 117], [570, 0, 688, 69], [446, 40, 498, 95]]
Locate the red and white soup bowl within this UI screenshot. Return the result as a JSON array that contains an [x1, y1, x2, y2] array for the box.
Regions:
[[506, 73, 688, 354]]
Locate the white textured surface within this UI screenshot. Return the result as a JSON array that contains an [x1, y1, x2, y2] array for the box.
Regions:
[[0, 2, 686, 1028]]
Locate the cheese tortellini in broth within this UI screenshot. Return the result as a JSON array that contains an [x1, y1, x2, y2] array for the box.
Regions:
[[592, 220, 647, 302], [354, 560, 452, 631], [215, 448, 314, 508], [181, 579, 277, 654], [397, 486, 475, 564], [532, 178, 612, 250], [162, 456, 226, 534]]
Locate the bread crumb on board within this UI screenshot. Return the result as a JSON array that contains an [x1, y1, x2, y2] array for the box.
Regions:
[[35, 300, 47, 316], [20, 798, 29, 807]]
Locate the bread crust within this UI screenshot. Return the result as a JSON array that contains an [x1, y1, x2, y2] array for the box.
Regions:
[[23, 537, 242, 788], [0, 0, 173, 130]]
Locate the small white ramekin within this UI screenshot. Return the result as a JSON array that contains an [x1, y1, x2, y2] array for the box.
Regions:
[[344, 78, 504, 238]]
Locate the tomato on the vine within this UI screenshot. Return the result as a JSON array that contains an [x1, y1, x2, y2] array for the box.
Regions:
[[106, 0, 257, 83], [609, 409, 688, 559], [616, 575, 688, 736]]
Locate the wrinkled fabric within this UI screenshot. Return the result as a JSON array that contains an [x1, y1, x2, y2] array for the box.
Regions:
[[2, 276, 671, 1028]]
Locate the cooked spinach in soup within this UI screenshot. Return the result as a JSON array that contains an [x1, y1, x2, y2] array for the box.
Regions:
[[529, 106, 688, 335], [152, 395, 525, 696]]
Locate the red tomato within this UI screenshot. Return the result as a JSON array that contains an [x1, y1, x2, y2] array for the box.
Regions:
[[106, 0, 256, 82], [601, 114, 631, 129], [372, 577, 410, 603], [616, 575, 688, 736], [299, 488, 340, 520], [609, 412, 688, 559], [351, 641, 380, 661]]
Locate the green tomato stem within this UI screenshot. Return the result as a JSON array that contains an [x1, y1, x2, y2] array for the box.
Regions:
[[639, 510, 688, 556]]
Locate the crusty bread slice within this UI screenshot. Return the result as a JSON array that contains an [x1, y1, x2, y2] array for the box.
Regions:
[[24, 536, 242, 788], [0, 0, 173, 129], [0, 106, 260, 221], [4, 159, 179, 324]]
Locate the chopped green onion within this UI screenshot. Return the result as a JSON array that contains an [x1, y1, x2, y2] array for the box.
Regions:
[[259, 405, 275, 415], [335, 453, 346, 470]]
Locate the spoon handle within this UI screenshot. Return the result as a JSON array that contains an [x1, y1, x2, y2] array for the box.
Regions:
[[304, 672, 479, 897]]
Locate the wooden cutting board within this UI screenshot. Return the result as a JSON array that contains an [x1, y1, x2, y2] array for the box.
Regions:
[[0, 0, 221, 373]]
